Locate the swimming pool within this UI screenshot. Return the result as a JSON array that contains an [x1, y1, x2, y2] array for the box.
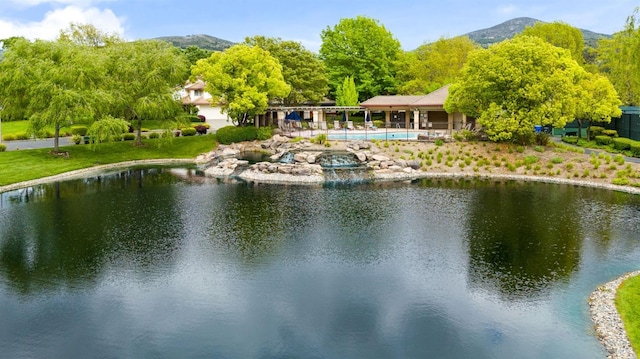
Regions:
[[327, 131, 424, 141]]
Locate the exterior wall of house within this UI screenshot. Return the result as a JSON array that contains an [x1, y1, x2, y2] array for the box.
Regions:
[[197, 105, 231, 130]]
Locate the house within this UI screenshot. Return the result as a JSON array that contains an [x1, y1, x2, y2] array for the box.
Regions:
[[360, 85, 474, 132], [180, 80, 231, 129]]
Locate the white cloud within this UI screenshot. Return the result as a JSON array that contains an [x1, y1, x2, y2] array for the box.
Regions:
[[0, 5, 125, 41], [496, 4, 518, 15], [5, 0, 114, 7]]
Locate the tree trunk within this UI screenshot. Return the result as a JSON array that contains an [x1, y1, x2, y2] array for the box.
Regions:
[[577, 119, 582, 139], [53, 124, 60, 153], [136, 118, 142, 146]]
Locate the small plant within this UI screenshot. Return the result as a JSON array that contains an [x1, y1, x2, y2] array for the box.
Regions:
[[524, 155, 539, 165], [384, 141, 390, 148], [181, 128, 197, 136], [148, 132, 160, 139], [72, 135, 82, 144], [582, 169, 590, 178], [435, 138, 444, 146], [614, 154, 625, 165], [612, 177, 630, 186], [313, 133, 328, 145], [534, 146, 544, 152], [551, 157, 563, 164], [516, 145, 525, 153], [122, 133, 136, 141], [566, 163, 574, 171], [506, 163, 516, 172], [0, 144, 6, 152]]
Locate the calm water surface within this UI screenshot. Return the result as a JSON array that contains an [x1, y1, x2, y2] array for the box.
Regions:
[[0, 168, 639, 358]]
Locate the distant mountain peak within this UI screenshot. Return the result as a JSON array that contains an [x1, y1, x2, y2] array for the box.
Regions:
[[154, 34, 235, 51], [464, 17, 610, 47]]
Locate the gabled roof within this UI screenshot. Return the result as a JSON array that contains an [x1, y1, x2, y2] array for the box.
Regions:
[[185, 80, 206, 91], [182, 95, 210, 106], [360, 85, 450, 109]]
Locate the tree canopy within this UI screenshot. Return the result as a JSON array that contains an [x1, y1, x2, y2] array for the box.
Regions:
[[520, 21, 585, 64], [598, 9, 640, 106], [244, 36, 328, 105], [335, 76, 359, 107], [396, 36, 478, 95], [192, 44, 290, 126], [445, 36, 590, 143], [0, 37, 106, 151], [320, 16, 401, 101]]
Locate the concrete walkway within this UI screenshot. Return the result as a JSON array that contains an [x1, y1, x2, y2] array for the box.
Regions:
[[1, 137, 73, 151]]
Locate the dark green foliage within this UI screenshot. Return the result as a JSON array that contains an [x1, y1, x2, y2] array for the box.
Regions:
[[562, 136, 578, 144], [181, 127, 197, 136], [535, 132, 550, 146], [71, 126, 88, 136], [0, 144, 6, 152], [215, 125, 258, 145], [602, 129, 618, 137], [148, 132, 160, 139], [595, 135, 613, 145], [257, 127, 273, 141], [630, 143, 640, 157], [122, 133, 136, 141]]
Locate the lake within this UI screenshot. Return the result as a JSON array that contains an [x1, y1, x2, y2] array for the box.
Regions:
[[0, 167, 638, 358]]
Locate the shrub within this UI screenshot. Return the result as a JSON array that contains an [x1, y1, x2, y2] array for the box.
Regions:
[[630, 143, 640, 158], [516, 145, 525, 153], [257, 127, 273, 141], [612, 137, 634, 151], [562, 136, 578, 144], [71, 126, 88, 136], [589, 126, 605, 137], [181, 128, 197, 136], [551, 157, 563, 164], [15, 132, 29, 140], [595, 135, 613, 146], [535, 132, 550, 146], [3, 134, 16, 141], [435, 138, 444, 146], [524, 155, 539, 165], [122, 133, 136, 141], [215, 125, 258, 145], [148, 132, 160, 139], [72, 135, 82, 144], [313, 133, 328, 144], [193, 125, 208, 135], [602, 129, 618, 137], [0, 144, 5, 152], [612, 177, 630, 186], [534, 145, 545, 152]]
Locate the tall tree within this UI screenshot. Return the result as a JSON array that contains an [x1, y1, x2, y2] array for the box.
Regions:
[[192, 44, 290, 126], [396, 36, 478, 95], [598, 8, 640, 106], [445, 36, 587, 143], [182, 45, 214, 67], [335, 76, 359, 108], [104, 40, 189, 144], [575, 72, 622, 139], [520, 21, 585, 64], [244, 36, 328, 105], [0, 38, 105, 152], [320, 16, 401, 101]]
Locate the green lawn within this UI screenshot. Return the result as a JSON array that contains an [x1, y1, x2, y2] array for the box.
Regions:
[[0, 135, 217, 186], [1, 120, 180, 140], [616, 274, 640, 356]]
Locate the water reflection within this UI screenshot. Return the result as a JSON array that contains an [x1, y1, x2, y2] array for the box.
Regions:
[[0, 172, 639, 358], [464, 181, 582, 300]]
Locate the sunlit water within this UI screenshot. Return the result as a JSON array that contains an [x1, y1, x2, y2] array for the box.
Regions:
[[0, 168, 639, 358]]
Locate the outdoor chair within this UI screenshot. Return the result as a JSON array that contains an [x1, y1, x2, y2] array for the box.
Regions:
[[334, 120, 341, 130]]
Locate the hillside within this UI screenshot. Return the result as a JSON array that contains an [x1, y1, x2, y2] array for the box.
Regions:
[[464, 17, 610, 47], [154, 34, 234, 51]]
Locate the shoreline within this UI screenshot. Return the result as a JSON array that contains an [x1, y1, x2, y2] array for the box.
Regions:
[[590, 271, 640, 359], [1, 151, 639, 358]]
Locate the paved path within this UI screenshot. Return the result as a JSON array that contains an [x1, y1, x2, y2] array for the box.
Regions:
[[2, 137, 73, 151]]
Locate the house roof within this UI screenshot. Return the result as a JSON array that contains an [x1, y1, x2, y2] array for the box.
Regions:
[[182, 95, 211, 106], [185, 80, 206, 91], [360, 85, 450, 109]]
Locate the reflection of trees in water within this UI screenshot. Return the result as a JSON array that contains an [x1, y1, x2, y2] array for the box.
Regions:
[[0, 168, 184, 295], [465, 182, 583, 300]]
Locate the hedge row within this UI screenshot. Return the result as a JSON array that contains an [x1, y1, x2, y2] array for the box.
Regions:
[[595, 135, 612, 145], [216, 126, 258, 144]]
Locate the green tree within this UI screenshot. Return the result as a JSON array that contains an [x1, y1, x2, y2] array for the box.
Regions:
[[396, 36, 478, 95], [104, 40, 189, 144], [335, 76, 359, 107], [244, 36, 328, 105], [575, 72, 622, 139], [598, 9, 640, 106], [445, 36, 586, 143], [191, 44, 290, 126], [58, 23, 122, 47], [320, 16, 401, 100], [520, 21, 585, 64], [0, 38, 106, 152], [182, 45, 213, 67]]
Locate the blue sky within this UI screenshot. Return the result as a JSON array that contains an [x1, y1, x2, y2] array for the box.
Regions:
[[0, 0, 637, 52]]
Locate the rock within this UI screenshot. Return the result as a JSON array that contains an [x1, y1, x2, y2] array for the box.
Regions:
[[372, 154, 390, 162], [307, 154, 317, 163], [356, 152, 367, 162], [407, 160, 421, 170], [293, 153, 308, 163], [221, 148, 240, 157], [389, 165, 403, 172], [395, 159, 407, 168]]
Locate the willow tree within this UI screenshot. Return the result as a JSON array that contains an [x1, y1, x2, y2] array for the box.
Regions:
[[598, 9, 640, 106], [320, 16, 401, 100], [192, 44, 290, 126], [0, 37, 105, 152], [104, 40, 189, 144], [445, 36, 586, 143]]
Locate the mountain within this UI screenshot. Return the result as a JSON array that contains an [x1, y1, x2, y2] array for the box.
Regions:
[[154, 34, 235, 51], [464, 17, 611, 48]]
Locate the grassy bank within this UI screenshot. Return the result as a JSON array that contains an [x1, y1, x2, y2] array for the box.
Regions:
[[0, 135, 216, 186], [616, 274, 640, 355]]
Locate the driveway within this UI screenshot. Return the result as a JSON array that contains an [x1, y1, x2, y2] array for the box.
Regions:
[[1, 137, 73, 151]]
